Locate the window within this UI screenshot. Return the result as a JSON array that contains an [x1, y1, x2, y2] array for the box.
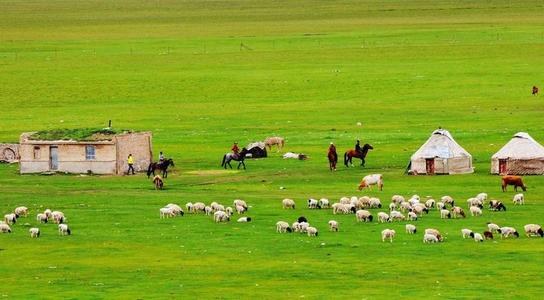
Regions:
[[33, 146, 40, 159], [85, 145, 96, 160]]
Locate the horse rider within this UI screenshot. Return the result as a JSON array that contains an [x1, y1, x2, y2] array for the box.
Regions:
[[231, 142, 240, 159], [127, 154, 135, 175], [159, 151, 165, 163], [329, 142, 338, 161], [355, 140, 362, 156]]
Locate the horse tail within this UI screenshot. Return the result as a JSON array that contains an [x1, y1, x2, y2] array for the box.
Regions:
[[221, 155, 227, 167], [147, 163, 153, 178], [344, 152, 348, 166]]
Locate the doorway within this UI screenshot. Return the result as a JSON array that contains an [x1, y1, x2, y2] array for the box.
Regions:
[[499, 159, 507, 175], [50, 146, 58, 170], [425, 158, 435, 175]]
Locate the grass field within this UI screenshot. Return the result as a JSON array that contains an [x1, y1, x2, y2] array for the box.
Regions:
[[1, 0, 544, 298]]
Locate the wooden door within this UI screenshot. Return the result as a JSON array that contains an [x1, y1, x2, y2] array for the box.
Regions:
[[425, 158, 435, 175], [499, 159, 507, 175], [50, 146, 58, 170]]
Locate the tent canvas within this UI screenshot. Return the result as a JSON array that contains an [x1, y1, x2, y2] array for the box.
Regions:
[[491, 132, 544, 175]]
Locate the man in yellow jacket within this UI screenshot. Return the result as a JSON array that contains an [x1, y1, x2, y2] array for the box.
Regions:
[[127, 154, 135, 175]]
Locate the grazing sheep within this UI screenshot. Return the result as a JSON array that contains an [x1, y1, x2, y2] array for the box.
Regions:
[[306, 226, 318, 237], [235, 204, 246, 214], [423, 233, 439, 243], [358, 196, 371, 208], [51, 211, 65, 224], [388, 202, 398, 211], [411, 203, 429, 215], [440, 209, 452, 219], [308, 198, 321, 209], [36, 213, 48, 223], [58, 224, 71, 236], [225, 207, 234, 216], [186, 202, 194, 213], [44, 209, 52, 219], [441, 196, 455, 207], [399, 201, 412, 212], [476, 193, 488, 202], [282, 198, 296, 209], [473, 232, 484, 242], [237, 217, 252, 223], [204, 206, 213, 216], [298, 222, 310, 233], [14, 206, 28, 217], [487, 223, 501, 233], [469, 206, 482, 217], [377, 212, 390, 223], [358, 174, 383, 191], [381, 229, 396, 243], [424, 228, 442, 240], [332, 203, 355, 214], [451, 206, 466, 218], [319, 198, 330, 208], [467, 198, 483, 208], [425, 199, 436, 209], [213, 204, 225, 212], [340, 197, 351, 204], [483, 231, 494, 240], [513, 194, 524, 205], [407, 211, 418, 221], [437, 202, 446, 210], [29, 227, 40, 238], [523, 224, 543, 237], [276, 221, 292, 233], [160, 207, 175, 218], [166, 204, 184, 216], [391, 195, 405, 204], [297, 216, 308, 223], [489, 200, 506, 211], [292, 221, 301, 232], [355, 210, 373, 222], [213, 211, 230, 222], [461, 228, 474, 239], [389, 210, 405, 221], [408, 196, 420, 206], [405, 224, 416, 234], [0, 222, 12, 233], [499, 227, 519, 238], [233, 199, 248, 211], [4, 213, 17, 225], [328, 220, 339, 232], [369, 197, 382, 208], [192, 202, 206, 213]]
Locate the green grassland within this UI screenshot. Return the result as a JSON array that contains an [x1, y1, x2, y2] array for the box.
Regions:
[[1, 0, 544, 298]]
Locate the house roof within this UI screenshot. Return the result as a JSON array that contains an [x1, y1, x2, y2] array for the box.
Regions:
[[411, 129, 472, 159], [492, 132, 544, 160], [20, 128, 143, 144]]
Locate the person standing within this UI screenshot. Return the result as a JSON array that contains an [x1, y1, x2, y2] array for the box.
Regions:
[[127, 154, 135, 175]]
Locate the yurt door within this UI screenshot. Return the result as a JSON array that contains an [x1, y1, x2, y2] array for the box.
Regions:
[[50, 146, 59, 170], [499, 159, 507, 175], [425, 158, 435, 174]]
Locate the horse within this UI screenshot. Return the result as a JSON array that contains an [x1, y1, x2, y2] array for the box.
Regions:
[[147, 158, 174, 178], [264, 137, 285, 152], [153, 175, 164, 190], [221, 148, 249, 169], [328, 149, 338, 171], [344, 144, 373, 167]]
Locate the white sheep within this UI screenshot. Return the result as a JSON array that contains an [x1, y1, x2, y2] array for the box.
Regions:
[[405, 224, 416, 234], [4, 213, 17, 225], [298, 222, 310, 233], [306, 226, 318, 237], [308, 198, 320, 209], [407, 211, 418, 221], [440, 209, 451, 219], [160, 207, 175, 218], [225, 207, 234, 216], [388, 202, 398, 211], [467, 198, 483, 208], [358, 196, 371, 208], [319, 198, 330, 208], [425, 199, 436, 209], [14, 206, 28, 217], [513, 193, 524, 205], [377, 212, 390, 223], [523, 224, 543, 237], [389, 210, 405, 221], [328, 220, 339, 232], [423, 234, 439, 243], [185, 202, 194, 213], [237, 217, 252, 223], [381, 229, 396, 243], [499, 227, 519, 238], [441, 195, 455, 207], [461, 228, 474, 239], [339, 197, 351, 204], [473, 232, 484, 242], [469, 206, 482, 217], [355, 210, 373, 222], [276, 221, 292, 233], [476, 193, 488, 202], [282, 198, 296, 209], [399, 201, 412, 212], [424, 228, 443, 241], [58, 224, 71, 235], [437, 202, 446, 210], [204, 206, 213, 216], [391, 195, 405, 204], [36, 213, 48, 223], [0, 222, 12, 233], [166, 204, 184, 216], [235, 204, 246, 214], [487, 223, 500, 233], [29, 227, 40, 238], [451, 206, 466, 218], [408, 196, 420, 206], [51, 211, 65, 224], [411, 203, 428, 215], [233, 199, 248, 211], [213, 211, 230, 222], [369, 197, 382, 208], [213, 204, 225, 212], [292, 221, 301, 232]]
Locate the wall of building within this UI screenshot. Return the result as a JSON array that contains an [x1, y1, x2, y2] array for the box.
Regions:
[[114, 132, 152, 175]]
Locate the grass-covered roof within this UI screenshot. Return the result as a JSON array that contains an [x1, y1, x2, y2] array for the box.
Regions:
[[28, 128, 131, 142]]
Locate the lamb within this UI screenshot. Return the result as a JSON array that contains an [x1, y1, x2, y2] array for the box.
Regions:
[[473, 232, 484, 242], [391, 195, 405, 204], [513, 194, 524, 205], [235, 204, 246, 214], [358, 174, 383, 191], [292, 221, 301, 232], [213, 211, 230, 222], [388, 202, 398, 212], [483, 231, 494, 240], [389, 210, 405, 221], [298, 222, 310, 233], [308, 198, 321, 209], [399, 201, 412, 212], [489, 200, 506, 211], [36, 213, 48, 223], [276, 221, 292, 233], [58, 224, 71, 235], [381, 229, 396, 243], [29, 227, 40, 238], [499, 227, 519, 238], [328, 220, 339, 232], [440, 209, 451, 219], [186, 202, 194, 213], [436, 202, 446, 210], [282, 198, 296, 209], [467, 198, 483, 208], [225, 207, 234, 216], [451, 206, 466, 218], [461, 228, 474, 239], [377, 212, 390, 223], [319, 198, 330, 208], [423, 234, 439, 243], [441, 196, 455, 207], [160, 207, 175, 218], [51, 211, 65, 224], [4, 213, 17, 225], [425, 199, 436, 209], [14, 206, 28, 217], [355, 210, 373, 222], [476, 193, 488, 202], [166, 204, 184, 216], [469, 206, 482, 217], [405, 224, 416, 234], [204, 206, 213, 215], [487, 223, 500, 233], [237, 217, 252, 223], [369, 197, 382, 208], [192, 202, 206, 213], [0, 222, 12, 233], [407, 211, 418, 221], [233, 199, 248, 211], [523, 224, 543, 237], [306, 226, 318, 237]]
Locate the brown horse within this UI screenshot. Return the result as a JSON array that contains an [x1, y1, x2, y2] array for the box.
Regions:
[[344, 144, 373, 167], [264, 137, 285, 152], [153, 175, 164, 190], [328, 148, 338, 171]]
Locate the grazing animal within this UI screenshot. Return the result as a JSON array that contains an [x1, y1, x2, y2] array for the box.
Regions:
[[524, 224, 543, 237], [355, 210, 373, 222], [264, 137, 285, 152], [192, 202, 206, 213], [461, 229, 474, 239], [440, 209, 451, 219], [159, 207, 175, 218], [233, 199, 248, 211], [4, 213, 17, 225], [297, 216, 308, 223], [390, 210, 405, 221], [425, 199, 436, 209], [204, 206, 213, 215], [36, 213, 48, 223], [307, 198, 321, 209], [381, 229, 396, 243], [51, 211, 65, 224], [513, 193, 524, 205], [147, 158, 174, 178], [487, 223, 501, 233], [14, 206, 28, 217], [58, 224, 71, 236], [185, 202, 194, 213], [451, 206, 466, 218], [467, 198, 483, 208], [476, 193, 488, 202], [237, 217, 252, 223], [407, 211, 418, 221], [358, 174, 383, 191], [0, 223, 12, 233], [483, 231, 494, 240], [469, 206, 482, 216], [423, 234, 439, 243], [306, 226, 318, 237], [344, 144, 373, 167], [489, 200, 506, 211], [532, 85, 539, 95], [166, 204, 184, 216], [501, 176, 526, 192], [405, 224, 417, 234], [276, 221, 292, 233], [499, 227, 519, 238], [282, 199, 296, 209], [328, 220, 339, 232], [213, 211, 230, 222], [440, 196, 455, 207], [424, 228, 443, 241], [153, 175, 164, 190], [377, 212, 390, 223], [391, 195, 405, 204], [283, 152, 308, 160], [473, 233, 484, 242], [221, 148, 249, 169], [29, 228, 40, 238], [318, 198, 330, 208]]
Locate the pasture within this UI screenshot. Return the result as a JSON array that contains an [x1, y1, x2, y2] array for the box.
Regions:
[[1, 0, 543, 298]]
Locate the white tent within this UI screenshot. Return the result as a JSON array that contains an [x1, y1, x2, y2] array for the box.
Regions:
[[491, 132, 544, 175], [409, 129, 473, 175]]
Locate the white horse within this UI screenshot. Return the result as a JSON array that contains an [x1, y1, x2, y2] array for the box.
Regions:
[[264, 137, 285, 152]]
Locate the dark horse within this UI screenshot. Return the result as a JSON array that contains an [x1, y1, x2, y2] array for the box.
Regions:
[[344, 144, 373, 167], [221, 148, 249, 169], [147, 158, 174, 178], [328, 149, 338, 171]]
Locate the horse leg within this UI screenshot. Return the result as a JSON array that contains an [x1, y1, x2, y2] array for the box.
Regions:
[[241, 160, 246, 170], [227, 161, 233, 169], [361, 158, 365, 167]]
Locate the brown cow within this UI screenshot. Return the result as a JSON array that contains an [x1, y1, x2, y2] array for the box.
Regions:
[[501, 176, 526, 192]]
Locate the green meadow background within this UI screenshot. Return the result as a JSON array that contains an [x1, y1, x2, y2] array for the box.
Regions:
[[0, 1, 543, 298]]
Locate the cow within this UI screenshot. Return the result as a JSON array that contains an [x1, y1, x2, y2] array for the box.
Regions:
[[501, 176, 526, 192]]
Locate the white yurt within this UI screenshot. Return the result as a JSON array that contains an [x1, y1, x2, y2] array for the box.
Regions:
[[409, 129, 473, 175], [491, 132, 544, 175]]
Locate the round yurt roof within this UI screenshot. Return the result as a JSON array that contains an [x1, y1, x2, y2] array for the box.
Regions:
[[411, 129, 472, 159], [492, 132, 544, 160]]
